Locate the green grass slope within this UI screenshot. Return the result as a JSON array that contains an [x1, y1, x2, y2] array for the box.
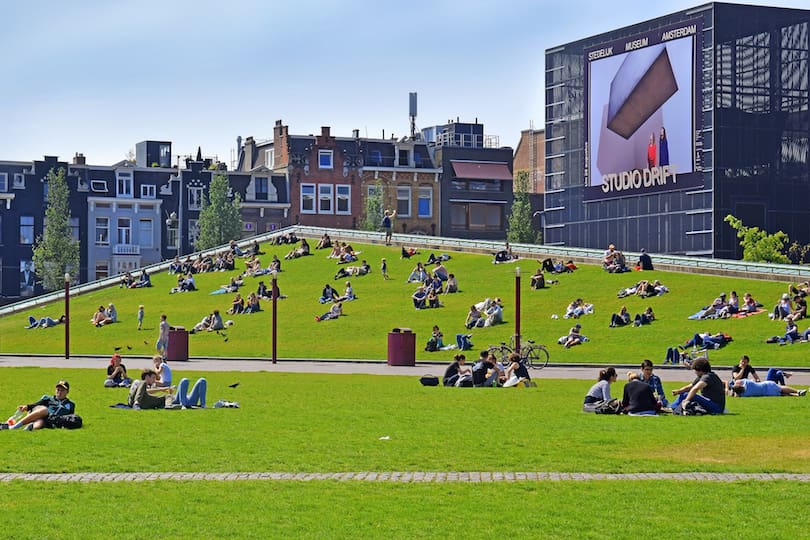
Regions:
[[1, 240, 806, 366]]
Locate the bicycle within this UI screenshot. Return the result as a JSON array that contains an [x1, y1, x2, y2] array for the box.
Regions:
[[486, 342, 514, 365], [518, 339, 550, 370]]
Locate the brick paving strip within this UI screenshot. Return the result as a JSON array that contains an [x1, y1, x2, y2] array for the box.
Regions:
[[1, 472, 809, 483]]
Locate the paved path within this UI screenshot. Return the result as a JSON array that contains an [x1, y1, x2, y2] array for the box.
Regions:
[[2, 471, 809, 483], [2, 355, 809, 385]]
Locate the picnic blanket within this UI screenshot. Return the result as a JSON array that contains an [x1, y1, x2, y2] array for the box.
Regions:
[[731, 308, 766, 318]]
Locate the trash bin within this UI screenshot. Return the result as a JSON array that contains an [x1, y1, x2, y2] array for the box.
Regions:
[[387, 328, 415, 366], [167, 326, 189, 361]]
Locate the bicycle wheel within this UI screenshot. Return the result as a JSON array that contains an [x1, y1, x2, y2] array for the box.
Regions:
[[526, 345, 549, 370]]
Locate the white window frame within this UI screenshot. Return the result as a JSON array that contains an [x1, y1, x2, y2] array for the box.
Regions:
[[13, 173, 25, 188], [318, 184, 333, 214], [117, 217, 132, 245], [336, 185, 351, 215], [266, 148, 275, 169], [301, 183, 316, 214], [116, 171, 133, 197], [140, 184, 156, 199], [318, 150, 333, 169], [95, 217, 110, 246], [0, 173, 7, 192], [138, 218, 153, 248], [189, 187, 204, 210], [91, 180, 108, 192], [95, 260, 110, 280], [396, 186, 412, 217], [159, 144, 171, 167], [418, 186, 432, 218]]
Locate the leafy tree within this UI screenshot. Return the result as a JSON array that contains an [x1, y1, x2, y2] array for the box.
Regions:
[[724, 214, 790, 263], [507, 170, 535, 243], [32, 167, 80, 291], [195, 174, 242, 250], [359, 180, 384, 231]]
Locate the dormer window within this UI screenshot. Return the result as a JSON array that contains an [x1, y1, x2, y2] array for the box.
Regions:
[[266, 148, 275, 169], [91, 180, 108, 193], [141, 184, 156, 199], [116, 171, 133, 197], [318, 150, 333, 169]]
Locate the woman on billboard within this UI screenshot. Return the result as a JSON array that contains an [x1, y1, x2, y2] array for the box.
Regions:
[[647, 133, 657, 168], [659, 127, 669, 166]]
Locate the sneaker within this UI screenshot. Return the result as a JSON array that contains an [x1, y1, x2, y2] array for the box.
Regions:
[[0, 423, 8, 430], [24, 424, 34, 431], [798, 389, 807, 397], [314, 316, 320, 322]]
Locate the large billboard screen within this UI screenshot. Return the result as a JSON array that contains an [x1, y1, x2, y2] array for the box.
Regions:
[[584, 20, 703, 201]]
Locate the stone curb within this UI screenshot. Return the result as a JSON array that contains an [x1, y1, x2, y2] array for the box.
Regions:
[[1, 472, 808, 483]]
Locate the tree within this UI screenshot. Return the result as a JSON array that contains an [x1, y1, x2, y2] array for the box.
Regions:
[[32, 167, 80, 291], [195, 174, 242, 250], [506, 170, 535, 243], [359, 180, 384, 231], [724, 214, 790, 264]]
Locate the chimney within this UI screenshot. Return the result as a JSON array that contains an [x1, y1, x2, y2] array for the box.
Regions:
[[72, 152, 86, 165], [352, 129, 360, 139], [243, 136, 256, 169], [321, 126, 331, 138]]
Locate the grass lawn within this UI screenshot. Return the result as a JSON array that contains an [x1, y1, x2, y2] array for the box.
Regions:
[[1, 481, 807, 539], [2, 368, 809, 538], [1, 239, 808, 367]]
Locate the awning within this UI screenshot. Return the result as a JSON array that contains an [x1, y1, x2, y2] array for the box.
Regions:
[[451, 161, 512, 181]]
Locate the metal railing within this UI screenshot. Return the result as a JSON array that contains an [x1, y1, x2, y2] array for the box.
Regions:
[[1, 226, 808, 318]]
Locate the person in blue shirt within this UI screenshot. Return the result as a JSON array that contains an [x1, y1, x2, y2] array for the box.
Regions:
[[730, 379, 806, 397], [3, 380, 76, 430], [638, 359, 668, 406]]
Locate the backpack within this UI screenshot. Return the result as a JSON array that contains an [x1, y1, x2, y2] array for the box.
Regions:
[[51, 414, 83, 429], [594, 399, 624, 415], [419, 375, 439, 386], [425, 338, 438, 352]]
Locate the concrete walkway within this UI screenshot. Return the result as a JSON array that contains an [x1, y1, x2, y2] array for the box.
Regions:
[[2, 471, 809, 483], [2, 354, 810, 385]]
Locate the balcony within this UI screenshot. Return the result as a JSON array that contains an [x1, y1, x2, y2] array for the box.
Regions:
[[113, 244, 141, 255]]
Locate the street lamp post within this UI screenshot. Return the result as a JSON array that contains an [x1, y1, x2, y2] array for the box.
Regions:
[[64, 273, 70, 360], [515, 267, 521, 352]]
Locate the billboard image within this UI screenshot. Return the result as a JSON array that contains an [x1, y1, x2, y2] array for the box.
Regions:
[[585, 20, 703, 200]]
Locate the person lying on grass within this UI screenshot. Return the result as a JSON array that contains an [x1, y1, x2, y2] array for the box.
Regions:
[[316, 302, 343, 322], [26, 314, 65, 329], [2, 380, 76, 431], [729, 379, 807, 398]]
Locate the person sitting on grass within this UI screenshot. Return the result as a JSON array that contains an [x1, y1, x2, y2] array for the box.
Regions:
[[465, 305, 483, 328], [242, 292, 261, 314], [670, 357, 725, 415], [228, 293, 245, 315], [444, 274, 458, 294], [315, 233, 332, 250], [609, 306, 630, 327], [152, 355, 172, 387], [105, 303, 118, 323], [406, 262, 428, 283], [443, 354, 471, 386], [91, 305, 113, 327], [319, 283, 340, 304], [130, 270, 152, 288], [315, 302, 343, 322], [638, 359, 668, 406], [483, 299, 504, 327], [426, 288, 441, 309], [2, 380, 76, 430], [563, 323, 583, 348], [120, 271, 135, 288], [412, 286, 428, 310], [530, 268, 545, 290], [503, 352, 531, 387], [426, 325, 444, 352], [336, 281, 356, 302], [730, 379, 807, 398], [26, 314, 65, 329], [129, 369, 176, 409], [104, 354, 132, 388], [582, 367, 617, 413], [472, 351, 502, 387], [621, 372, 658, 415], [284, 238, 310, 260], [633, 307, 655, 326]]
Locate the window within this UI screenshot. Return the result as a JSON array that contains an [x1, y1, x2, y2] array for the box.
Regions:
[[167, 225, 179, 251], [336, 185, 351, 214], [255, 177, 269, 201], [95, 217, 110, 245], [13, 173, 24, 188], [450, 203, 503, 231], [318, 150, 333, 169], [301, 183, 315, 213], [0, 173, 7, 192], [159, 144, 171, 167], [266, 148, 275, 169], [418, 187, 432, 218], [138, 219, 153, 248], [318, 184, 333, 213], [369, 150, 383, 166], [70, 217, 80, 242], [396, 186, 411, 217], [116, 171, 133, 197], [43, 180, 49, 202], [20, 216, 34, 244], [95, 261, 109, 280], [188, 219, 199, 248], [189, 187, 204, 210], [141, 184, 156, 199], [117, 218, 132, 245], [398, 149, 409, 167], [91, 180, 108, 192]]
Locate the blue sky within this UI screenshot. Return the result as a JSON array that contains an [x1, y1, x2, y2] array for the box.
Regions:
[[1, 0, 806, 166]]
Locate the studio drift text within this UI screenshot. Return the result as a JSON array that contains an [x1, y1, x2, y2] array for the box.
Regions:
[[600, 165, 677, 193]]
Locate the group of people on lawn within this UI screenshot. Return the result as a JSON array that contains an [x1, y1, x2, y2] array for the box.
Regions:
[[442, 351, 532, 388]]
